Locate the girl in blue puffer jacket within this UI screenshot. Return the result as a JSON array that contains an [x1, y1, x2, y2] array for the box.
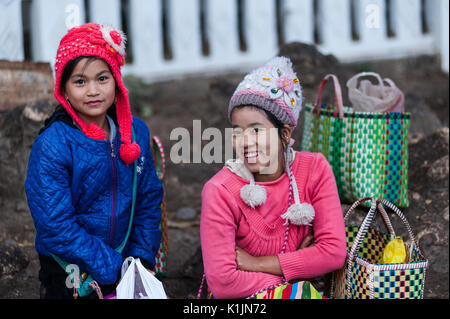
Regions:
[[25, 23, 163, 299]]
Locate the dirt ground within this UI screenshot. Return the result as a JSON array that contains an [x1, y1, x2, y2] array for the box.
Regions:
[[0, 45, 448, 299]]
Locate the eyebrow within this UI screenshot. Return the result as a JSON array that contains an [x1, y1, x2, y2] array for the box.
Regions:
[[70, 70, 111, 79], [232, 122, 264, 128]]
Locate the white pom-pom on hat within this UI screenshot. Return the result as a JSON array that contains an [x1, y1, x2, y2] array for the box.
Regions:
[[281, 147, 316, 226], [240, 183, 267, 209], [281, 202, 315, 226], [225, 158, 267, 208], [224, 147, 315, 226]]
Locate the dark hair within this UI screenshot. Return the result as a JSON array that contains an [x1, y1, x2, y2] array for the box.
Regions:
[[60, 56, 101, 91], [59, 55, 118, 122]]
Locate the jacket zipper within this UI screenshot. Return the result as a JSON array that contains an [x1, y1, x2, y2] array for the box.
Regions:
[[109, 141, 117, 246]]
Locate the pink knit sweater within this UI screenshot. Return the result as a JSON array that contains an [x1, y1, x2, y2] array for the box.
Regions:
[[200, 151, 347, 299]]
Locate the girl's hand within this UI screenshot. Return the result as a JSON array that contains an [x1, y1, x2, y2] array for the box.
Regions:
[[235, 235, 314, 275], [235, 247, 283, 275], [235, 247, 258, 272], [297, 234, 314, 250]]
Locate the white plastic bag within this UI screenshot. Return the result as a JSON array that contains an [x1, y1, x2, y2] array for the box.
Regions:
[[347, 72, 405, 113], [116, 257, 167, 299]]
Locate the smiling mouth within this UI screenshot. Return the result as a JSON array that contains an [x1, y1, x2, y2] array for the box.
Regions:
[[86, 100, 103, 106], [244, 151, 260, 163]]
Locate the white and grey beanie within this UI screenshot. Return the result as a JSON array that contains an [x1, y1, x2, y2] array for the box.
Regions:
[[227, 56, 315, 226]]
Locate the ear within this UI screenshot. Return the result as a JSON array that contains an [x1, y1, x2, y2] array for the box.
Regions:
[[281, 125, 292, 146]]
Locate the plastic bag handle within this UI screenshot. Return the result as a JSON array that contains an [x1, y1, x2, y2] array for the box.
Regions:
[[313, 74, 344, 119], [121, 256, 136, 278], [382, 78, 398, 89], [347, 72, 384, 87]]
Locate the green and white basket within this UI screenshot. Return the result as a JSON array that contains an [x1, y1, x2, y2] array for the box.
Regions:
[[301, 74, 410, 207]]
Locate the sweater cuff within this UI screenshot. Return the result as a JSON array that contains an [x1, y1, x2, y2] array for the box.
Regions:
[[277, 252, 305, 282]]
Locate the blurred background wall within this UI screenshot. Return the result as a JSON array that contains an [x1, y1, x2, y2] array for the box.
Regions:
[[0, 0, 448, 82]]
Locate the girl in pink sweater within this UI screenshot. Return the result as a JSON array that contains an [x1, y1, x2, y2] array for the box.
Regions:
[[200, 57, 347, 299]]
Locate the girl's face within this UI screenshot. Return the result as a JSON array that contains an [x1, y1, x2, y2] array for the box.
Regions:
[[231, 106, 286, 182], [64, 58, 116, 124]]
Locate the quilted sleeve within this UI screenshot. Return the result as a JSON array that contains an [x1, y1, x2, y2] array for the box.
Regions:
[[25, 132, 123, 285]]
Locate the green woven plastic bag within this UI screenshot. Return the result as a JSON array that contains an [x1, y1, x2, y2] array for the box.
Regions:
[[301, 74, 410, 207]]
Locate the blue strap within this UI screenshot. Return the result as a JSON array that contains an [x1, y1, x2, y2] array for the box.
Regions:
[[115, 128, 138, 253], [51, 128, 138, 297]]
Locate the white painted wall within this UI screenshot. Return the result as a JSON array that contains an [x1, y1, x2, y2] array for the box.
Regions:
[[0, 0, 448, 79], [29, 0, 86, 65], [0, 0, 24, 61]]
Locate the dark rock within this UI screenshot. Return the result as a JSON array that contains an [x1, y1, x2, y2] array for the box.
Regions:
[[176, 207, 198, 221], [405, 92, 444, 139], [427, 155, 449, 181], [278, 42, 351, 89], [0, 241, 29, 278], [182, 246, 203, 280], [409, 127, 449, 190], [0, 99, 56, 205]]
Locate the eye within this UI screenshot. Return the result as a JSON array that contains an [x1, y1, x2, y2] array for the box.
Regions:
[[252, 127, 265, 134], [232, 128, 243, 136], [74, 79, 85, 85], [99, 76, 108, 82]]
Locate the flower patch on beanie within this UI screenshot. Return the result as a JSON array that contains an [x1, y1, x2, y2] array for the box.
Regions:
[[100, 25, 127, 63], [229, 56, 303, 128], [254, 59, 302, 110]]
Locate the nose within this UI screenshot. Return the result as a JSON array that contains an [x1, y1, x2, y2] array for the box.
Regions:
[[86, 81, 100, 97], [242, 130, 257, 149]]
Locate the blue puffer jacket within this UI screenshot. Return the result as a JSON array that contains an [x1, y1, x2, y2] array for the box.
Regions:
[[25, 114, 163, 285]]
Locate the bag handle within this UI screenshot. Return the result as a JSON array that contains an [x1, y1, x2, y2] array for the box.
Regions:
[[376, 198, 422, 254], [382, 78, 398, 89], [347, 72, 399, 91], [347, 198, 423, 264], [115, 127, 138, 253], [345, 198, 378, 262], [313, 74, 345, 119], [343, 197, 396, 237], [152, 136, 166, 182], [151, 135, 169, 264], [347, 72, 384, 87]]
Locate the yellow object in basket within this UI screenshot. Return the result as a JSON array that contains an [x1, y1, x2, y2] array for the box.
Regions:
[[378, 236, 407, 264]]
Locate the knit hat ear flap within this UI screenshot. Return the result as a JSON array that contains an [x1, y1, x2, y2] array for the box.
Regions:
[[281, 146, 315, 226], [115, 84, 140, 164]]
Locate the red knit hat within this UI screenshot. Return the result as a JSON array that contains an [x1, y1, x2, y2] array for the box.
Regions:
[[54, 23, 140, 165]]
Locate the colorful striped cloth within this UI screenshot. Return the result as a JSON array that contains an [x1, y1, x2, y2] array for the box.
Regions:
[[253, 281, 326, 299], [207, 281, 326, 299]]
